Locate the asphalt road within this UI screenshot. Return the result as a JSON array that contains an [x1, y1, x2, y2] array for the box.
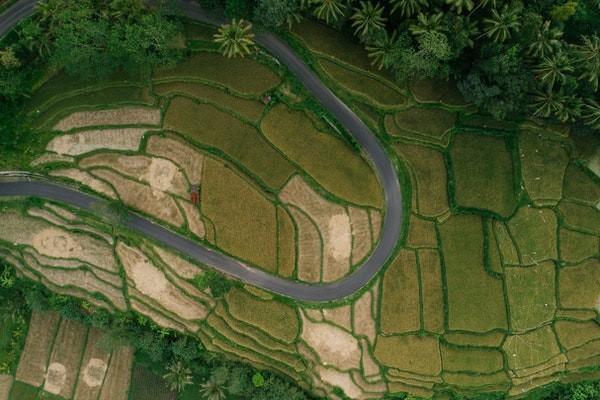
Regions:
[[0, 0, 403, 302]]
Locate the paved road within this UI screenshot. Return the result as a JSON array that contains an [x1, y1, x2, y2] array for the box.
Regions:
[[0, 0, 403, 302]]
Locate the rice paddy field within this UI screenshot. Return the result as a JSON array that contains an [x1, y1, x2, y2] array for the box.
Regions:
[[0, 17, 598, 400]]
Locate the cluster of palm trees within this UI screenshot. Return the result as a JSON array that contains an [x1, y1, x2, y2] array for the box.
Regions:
[[162, 360, 228, 399]]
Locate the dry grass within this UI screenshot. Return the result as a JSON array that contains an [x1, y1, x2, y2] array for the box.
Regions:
[[443, 332, 506, 348], [554, 320, 600, 350], [302, 314, 361, 370], [380, 249, 420, 334], [410, 79, 467, 106], [502, 326, 562, 371], [441, 344, 504, 374], [54, 107, 160, 131], [394, 107, 456, 139], [508, 206, 558, 265], [288, 208, 323, 282], [395, 143, 449, 217], [419, 249, 445, 334], [27, 207, 112, 246], [277, 207, 296, 278], [225, 288, 299, 344], [145, 134, 205, 184], [559, 228, 598, 263], [262, 105, 383, 208], [153, 81, 265, 120], [505, 262, 556, 332], [202, 158, 277, 272], [98, 346, 134, 400], [321, 305, 352, 332], [374, 335, 442, 376], [154, 52, 280, 94], [43, 319, 88, 398], [352, 288, 376, 344], [130, 298, 187, 333], [49, 168, 119, 199], [348, 206, 372, 265], [116, 242, 208, 320], [177, 199, 206, 239], [559, 259, 600, 310], [563, 164, 600, 206], [407, 214, 437, 248], [31, 153, 74, 167], [164, 97, 295, 189], [80, 154, 189, 198], [280, 176, 351, 282], [151, 245, 204, 280], [438, 215, 508, 332], [47, 128, 146, 156], [91, 169, 184, 227], [73, 328, 111, 400], [16, 311, 61, 387], [558, 200, 600, 235]]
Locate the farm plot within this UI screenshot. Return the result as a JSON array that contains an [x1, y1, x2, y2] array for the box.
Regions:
[[393, 107, 456, 139], [410, 79, 467, 107]]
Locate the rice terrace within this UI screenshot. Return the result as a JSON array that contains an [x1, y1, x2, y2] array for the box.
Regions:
[[0, 1, 599, 400]]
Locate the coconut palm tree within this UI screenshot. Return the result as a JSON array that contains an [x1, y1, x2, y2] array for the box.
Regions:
[[530, 88, 565, 119], [582, 99, 600, 130], [312, 0, 346, 24], [453, 16, 479, 48], [446, 0, 474, 14], [482, 4, 521, 43], [199, 373, 227, 400], [390, 0, 428, 17], [533, 52, 574, 89], [35, 0, 65, 33], [573, 34, 600, 91], [409, 12, 445, 36], [527, 21, 563, 59], [366, 30, 397, 69], [554, 95, 582, 122], [162, 361, 192, 393], [351, 1, 386, 40], [213, 19, 255, 58]]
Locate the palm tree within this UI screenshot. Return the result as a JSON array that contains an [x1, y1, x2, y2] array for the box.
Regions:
[[35, 0, 64, 33], [213, 19, 255, 58], [162, 361, 192, 393], [351, 1, 386, 40], [107, 0, 145, 21], [527, 21, 563, 59], [573, 35, 600, 91], [312, 0, 346, 24], [554, 95, 582, 123], [582, 99, 600, 130], [482, 5, 521, 43], [453, 16, 479, 48], [390, 0, 428, 17], [446, 0, 474, 14], [409, 12, 444, 36], [366, 30, 397, 69], [531, 88, 566, 119], [533, 52, 574, 89], [199, 373, 227, 400]]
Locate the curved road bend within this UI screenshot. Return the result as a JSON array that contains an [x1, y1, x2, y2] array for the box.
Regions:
[[0, 0, 403, 302]]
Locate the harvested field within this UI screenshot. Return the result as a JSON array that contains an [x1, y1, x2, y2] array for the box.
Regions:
[[164, 97, 295, 189], [154, 52, 280, 94], [319, 58, 406, 106], [152, 246, 204, 280], [374, 335, 442, 376], [202, 158, 277, 272], [43, 203, 77, 221], [507, 206, 558, 265], [177, 199, 206, 239], [43, 319, 88, 398], [450, 133, 518, 217], [502, 326, 562, 371], [130, 298, 187, 333], [554, 320, 600, 350], [262, 105, 383, 208], [98, 346, 134, 400], [27, 207, 112, 245], [493, 220, 520, 266], [558, 200, 600, 235], [16, 311, 60, 387], [49, 168, 118, 199], [31, 152, 74, 166], [316, 366, 362, 399], [505, 262, 556, 331], [410, 79, 467, 106], [419, 249, 445, 334], [47, 128, 146, 156], [443, 371, 509, 389], [559, 259, 600, 310], [443, 332, 506, 348], [129, 365, 175, 400], [0, 375, 11, 400], [394, 107, 456, 139], [439, 215, 508, 332], [322, 305, 351, 332], [91, 169, 184, 226], [80, 154, 189, 198], [519, 133, 568, 205], [348, 206, 372, 264], [563, 164, 600, 206], [395, 143, 449, 217], [153, 81, 265, 120], [360, 338, 380, 378], [73, 328, 111, 400], [117, 242, 208, 320], [301, 315, 361, 371], [280, 176, 352, 281], [54, 106, 160, 131], [379, 249, 420, 334], [407, 214, 437, 248], [277, 206, 296, 278], [225, 288, 299, 344], [441, 344, 504, 374], [353, 289, 376, 344], [145, 134, 204, 184], [559, 228, 598, 263]]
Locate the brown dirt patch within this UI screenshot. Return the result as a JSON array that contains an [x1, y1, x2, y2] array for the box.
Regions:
[[117, 242, 208, 321], [353, 287, 376, 344], [146, 134, 205, 184], [0, 375, 12, 400], [287, 207, 322, 282], [49, 168, 119, 199], [360, 338, 381, 379], [73, 328, 111, 400], [316, 366, 363, 399], [348, 206, 372, 265], [277, 206, 296, 278], [322, 305, 352, 331], [177, 199, 206, 239], [16, 311, 61, 387], [301, 312, 361, 371], [98, 346, 134, 400], [130, 298, 188, 333], [419, 249, 444, 334], [47, 128, 147, 155], [27, 207, 112, 245], [280, 176, 351, 281], [92, 169, 184, 226], [54, 106, 161, 131], [31, 152, 75, 166]]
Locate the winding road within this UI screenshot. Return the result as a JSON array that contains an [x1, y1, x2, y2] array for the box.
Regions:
[[0, 0, 403, 302]]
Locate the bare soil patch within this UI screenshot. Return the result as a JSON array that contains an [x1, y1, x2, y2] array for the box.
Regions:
[[151, 245, 204, 280], [54, 107, 160, 131], [130, 298, 188, 333], [316, 366, 363, 399], [348, 206, 372, 265], [47, 128, 147, 155], [322, 305, 352, 332], [49, 168, 118, 199], [353, 288, 376, 344], [43, 203, 77, 221], [146, 135, 205, 184], [0, 375, 12, 400], [31, 152, 74, 166], [287, 207, 322, 282]]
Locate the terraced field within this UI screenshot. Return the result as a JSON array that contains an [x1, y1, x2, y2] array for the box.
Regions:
[[0, 17, 599, 400]]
